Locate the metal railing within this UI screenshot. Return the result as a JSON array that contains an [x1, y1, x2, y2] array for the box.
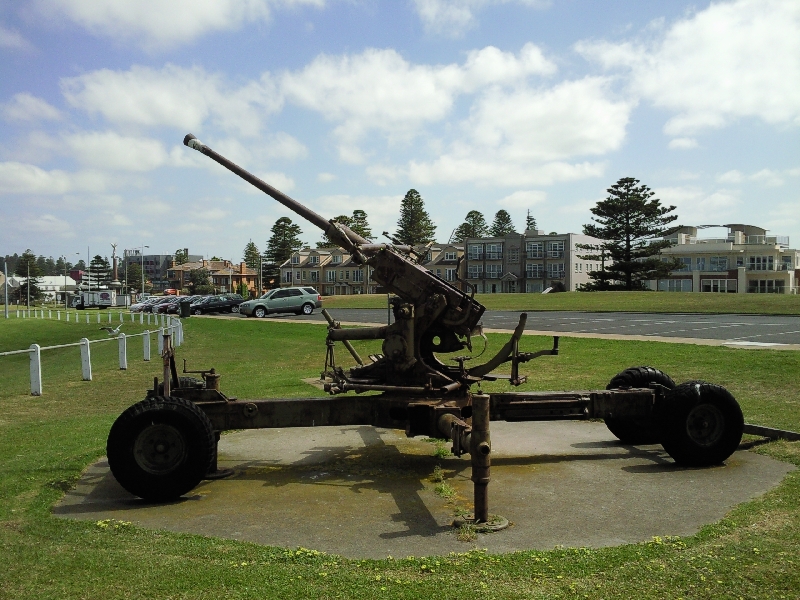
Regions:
[[0, 311, 184, 396]]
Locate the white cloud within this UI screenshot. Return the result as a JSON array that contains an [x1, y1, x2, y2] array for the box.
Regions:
[[413, 0, 550, 36], [717, 167, 800, 187], [750, 169, 785, 187], [655, 186, 743, 225], [36, 0, 325, 49], [497, 190, 546, 209], [717, 170, 744, 184], [317, 172, 337, 182], [17, 214, 74, 237], [62, 64, 281, 137], [281, 44, 555, 162], [1, 93, 62, 122], [407, 77, 630, 186], [577, 0, 800, 137], [0, 25, 33, 50], [63, 131, 170, 171], [0, 162, 112, 195], [667, 137, 697, 150]]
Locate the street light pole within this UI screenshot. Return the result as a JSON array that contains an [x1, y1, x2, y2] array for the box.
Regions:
[[3, 259, 8, 319], [61, 255, 68, 310], [141, 245, 149, 299]]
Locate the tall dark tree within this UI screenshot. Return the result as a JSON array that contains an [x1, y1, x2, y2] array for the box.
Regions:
[[266, 217, 304, 265], [242, 240, 261, 270], [87, 255, 111, 288], [582, 177, 682, 291], [489, 210, 516, 237], [395, 189, 436, 245], [350, 209, 374, 241], [452, 210, 489, 242], [14, 249, 43, 304], [123, 261, 142, 292], [525, 210, 538, 232]]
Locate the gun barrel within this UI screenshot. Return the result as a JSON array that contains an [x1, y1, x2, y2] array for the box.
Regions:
[[183, 134, 368, 249]]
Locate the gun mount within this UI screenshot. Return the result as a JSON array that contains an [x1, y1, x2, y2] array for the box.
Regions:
[[183, 133, 539, 396], [100, 136, 749, 529]]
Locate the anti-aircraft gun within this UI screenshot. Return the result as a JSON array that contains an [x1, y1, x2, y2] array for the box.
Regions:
[[103, 135, 747, 527], [183, 133, 542, 400]]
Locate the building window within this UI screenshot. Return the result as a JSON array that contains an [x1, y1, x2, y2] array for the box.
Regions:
[[676, 258, 691, 272], [748, 256, 774, 271], [332, 255, 342, 264], [325, 286, 334, 295], [309, 255, 320, 264], [526, 263, 543, 278], [710, 256, 728, 272], [701, 279, 737, 293], [781, 255, 792, 270], [436, 268, 441, 277], [291, 255, 299, 265], [345, 270, 350, 280], [526, 281, 543, 293], [295, 271, 301, 281], [748, 279, 784, 293], [353, 270, 363, 282], [467, 265, 483, 278], [695, 257, 706, 271], [444, 251, 457, 261], [302, 271, 307, 280], [445, 268, 457, 281], [658, 279, 692, 292], [526, 241, 543, 258], [547, 241, 564, 258], [508, 247, 519, 263], [468, 245, 483, 260], [327, 271, 336, 282], [486, 243, 503, 260], [310, 271, 319, 282], [486, 264, 502, 278], [547, 263, 565, 278]]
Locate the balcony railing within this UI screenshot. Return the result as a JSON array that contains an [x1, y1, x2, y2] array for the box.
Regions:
[[485, 252, 503, 261], [547, 251, 564, 258], [467, 253, 484, 261]]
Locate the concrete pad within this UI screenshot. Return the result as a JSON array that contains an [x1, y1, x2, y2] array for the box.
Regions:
[[54, 421, 793, 559]]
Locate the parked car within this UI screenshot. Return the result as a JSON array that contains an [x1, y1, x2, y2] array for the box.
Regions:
[[166, 295, 201, 314], [129, 297, 161, 313], [143, 297, 174, 313], [239, 287, 322, 318], [155, 296, 181, 314], [189, 294, 244, 315]]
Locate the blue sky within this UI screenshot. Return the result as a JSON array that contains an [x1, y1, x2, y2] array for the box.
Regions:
[[1, 0, 798, 264]]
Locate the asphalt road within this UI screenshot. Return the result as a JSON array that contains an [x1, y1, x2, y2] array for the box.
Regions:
[[296, 309, 800, 346]]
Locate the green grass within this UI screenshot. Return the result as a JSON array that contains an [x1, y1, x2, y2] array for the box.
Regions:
[[322, 290, 800, 315], [1, 316, 799, 598]]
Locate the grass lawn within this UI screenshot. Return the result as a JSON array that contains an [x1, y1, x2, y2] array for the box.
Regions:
[[321, 290, 800, 315], [1, 315, 799, 599]]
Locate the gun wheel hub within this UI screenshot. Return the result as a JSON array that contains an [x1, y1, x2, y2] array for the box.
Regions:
[[133, 423, 188, 475]]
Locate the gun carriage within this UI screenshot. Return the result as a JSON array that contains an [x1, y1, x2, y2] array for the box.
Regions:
[[106, 135, 746, 526]]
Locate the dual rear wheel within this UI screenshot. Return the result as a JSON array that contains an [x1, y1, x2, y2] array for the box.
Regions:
[[605, 366, 744, 466]]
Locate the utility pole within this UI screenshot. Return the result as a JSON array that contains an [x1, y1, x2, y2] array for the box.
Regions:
[[3, 259, 8, 319]]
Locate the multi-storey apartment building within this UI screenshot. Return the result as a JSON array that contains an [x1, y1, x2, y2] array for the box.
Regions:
[[463, 230, 603, 293], [167, 259, 258, 294], [279, 243, 465, 295], [654, 224, 800, 294], [124, 249, 203, 292]]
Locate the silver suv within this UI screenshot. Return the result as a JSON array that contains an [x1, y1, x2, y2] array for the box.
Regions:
[[239, 287, 322, 318]]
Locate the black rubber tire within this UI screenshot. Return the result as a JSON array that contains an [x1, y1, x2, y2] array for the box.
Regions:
[[254, 306, 267, 318], [660, 381, 744, 466], [605, 366, 676, 444], [301, 303, 314, 315], [231, 305, 240, 313], [157, 376, 204, 396], [193, 309, 202, 315], [107, 396, 215, 501]]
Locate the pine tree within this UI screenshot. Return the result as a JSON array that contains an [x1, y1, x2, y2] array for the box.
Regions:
[[395, 189, 437, 245], [525, 210, 538, 232], [582, 177, 682, 291], [452, 210, 489, 242], [88, 255, 112, 288], [350, 209, 374, 241], [575, 243, 615, 291], [489, 210, 516, 237], [242, 240, 261, 270], [14, 249, 43, 303], [266, 217, 304, 265]]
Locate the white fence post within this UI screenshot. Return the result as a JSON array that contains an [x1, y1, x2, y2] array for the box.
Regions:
[[85, 313, 89, 324], [143, 330, 151, 361], [80, 338, 92, 381], [48, 310, 52, 319], [96, 312, 100, 324], [119, 312, 123, 323], [139, 312, 143, 324], [29, 344, 42, 396], [118, 333, 127, 370], [147, 313, 151, 326], [57, 311, 61, 320], [158, 328, 164, 354]]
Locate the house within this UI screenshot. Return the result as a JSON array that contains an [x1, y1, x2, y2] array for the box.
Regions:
[[654, 224, 800, 294], [168, 260, 259, 294], [463, 230, 603, 293]]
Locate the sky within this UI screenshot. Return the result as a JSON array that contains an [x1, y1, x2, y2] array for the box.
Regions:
[[1, 0, 798, 264]]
